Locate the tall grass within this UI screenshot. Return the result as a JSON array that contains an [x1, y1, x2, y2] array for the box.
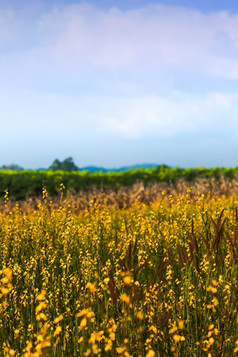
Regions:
[[2, 176, 238, 213], [0, 189, 238, 356]]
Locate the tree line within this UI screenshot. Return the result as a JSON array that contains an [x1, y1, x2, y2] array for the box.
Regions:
[[0, 164, 237, 200]]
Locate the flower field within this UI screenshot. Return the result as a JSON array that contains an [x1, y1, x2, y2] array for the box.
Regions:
[[0, 189, 238, 356]]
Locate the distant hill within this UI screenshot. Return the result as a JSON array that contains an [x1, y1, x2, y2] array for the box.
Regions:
[[1, 162, 161, 172], [78, 164, 159, 173]]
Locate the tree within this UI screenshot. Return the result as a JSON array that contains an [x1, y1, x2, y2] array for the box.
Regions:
[[0, 164, 23, 171], [49, 157, 78, 171]]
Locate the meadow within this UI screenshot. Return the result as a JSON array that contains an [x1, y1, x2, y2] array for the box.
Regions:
[[0, 187, 238, 356]]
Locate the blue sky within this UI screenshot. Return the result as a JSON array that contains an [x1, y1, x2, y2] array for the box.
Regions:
[[1, 0, 238, 168]]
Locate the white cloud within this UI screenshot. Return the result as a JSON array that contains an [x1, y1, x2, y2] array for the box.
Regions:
[[30, 3, 238, 79], [1, 2, 238, 81], [102, 92, 238, 138], [0, 9, 15, 44], [1, 3, 238, 146], [1, 88, 237, 140]]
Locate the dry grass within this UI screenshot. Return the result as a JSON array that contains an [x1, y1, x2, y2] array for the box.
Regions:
[[2, 176, 238, 213]]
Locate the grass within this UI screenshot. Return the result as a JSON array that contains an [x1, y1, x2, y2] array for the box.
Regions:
[[0, 188, 238, 356], [3, 175, 238, 213]]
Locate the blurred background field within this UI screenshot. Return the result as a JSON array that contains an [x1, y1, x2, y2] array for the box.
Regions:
[[2, 165, 238, 209]]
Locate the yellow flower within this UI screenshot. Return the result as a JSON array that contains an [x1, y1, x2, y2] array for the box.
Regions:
[[41, 340, 51, 348], [2, 268, 12, 280], [1, 287, 9, 295], [112, 324, 117, 332], [86, 311, 95, 319], [85, 282, 96, 293], [76, 308, 88, 318], [120, 293, 130, 304], [35, 302, 46, 314], [209, 337, 214, 345], [123, 276, 132, 285], [79, 318, 87, 330], [124, 352, 132, 357], [104, 278, 110, 284], [36, 290, 47, 301], [54, 314, 63, 324], [92, 344, 101, 354], [105, 339, 113, 351], [116, 346, 127, 354], [109, 332, 115, 341], [178, 320, 184, 329], [207, 286, 217, 294], [212, 279, 218, 286], [136, 311, 144, 320], [212, 297, 219, 306], [36, 313, 47, 321], [1, 277, 9, 284], [173, 334, 185, 342], [84, 348, 91, 356], [146, 350, 155, 357], [169, 326, 177, 334], [53, 326, 62, 336], [149, 325, 157, 334]]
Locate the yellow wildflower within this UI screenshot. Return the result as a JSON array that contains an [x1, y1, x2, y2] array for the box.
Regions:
[[136, 311, 144, 320], [53, 326, 62, 337], [207, 286, 217, 294], [123, 276, 132, 285], [120, 293, 130, 304], [79, 318, 87, 330], [116, 346, 127, 354], [178, 320, 184, 329], [54, 315, 63, 324]]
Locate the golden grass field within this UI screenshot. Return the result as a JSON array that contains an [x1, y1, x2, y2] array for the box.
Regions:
[[0, 186, 238, 356]]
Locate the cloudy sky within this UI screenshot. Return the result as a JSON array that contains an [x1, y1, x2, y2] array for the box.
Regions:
[[1, 0, 238, 168]]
